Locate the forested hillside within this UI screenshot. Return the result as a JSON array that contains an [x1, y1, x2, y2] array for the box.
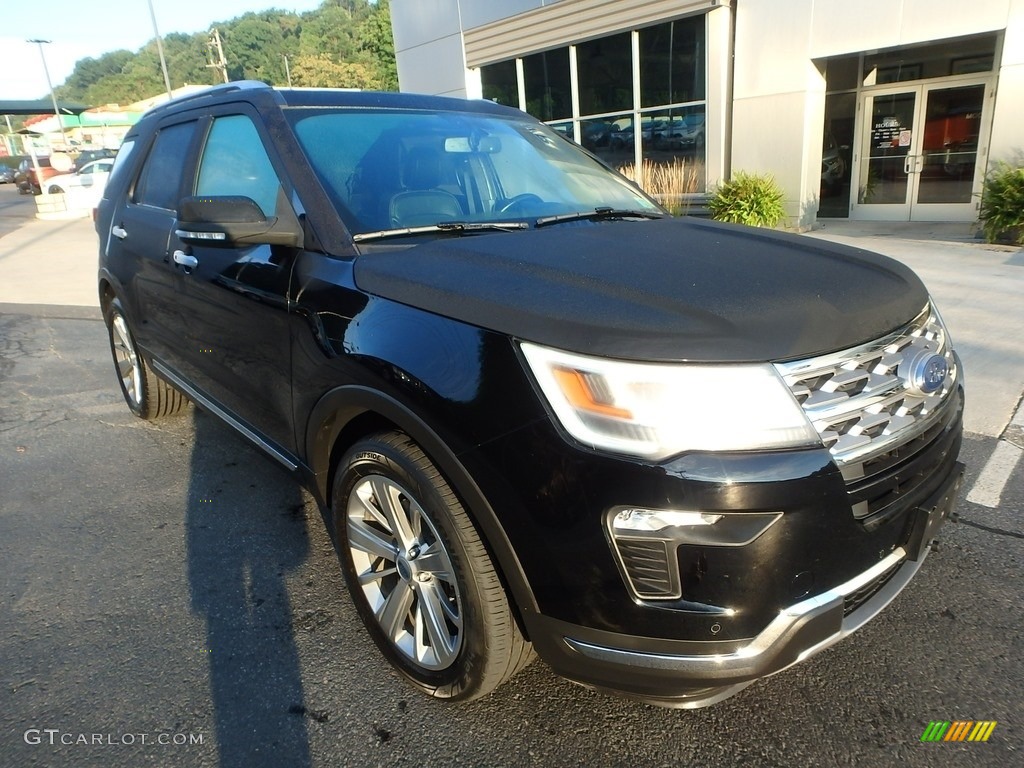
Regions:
[[54, 0, 396, 106]]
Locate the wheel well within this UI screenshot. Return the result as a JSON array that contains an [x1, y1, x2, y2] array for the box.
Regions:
[[99, 281, 115, 313], [325, 409, 397, 510], [322, 405, 535, 640]]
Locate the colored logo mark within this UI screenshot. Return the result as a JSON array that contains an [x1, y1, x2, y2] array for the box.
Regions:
[[920, 720, 997, 742]]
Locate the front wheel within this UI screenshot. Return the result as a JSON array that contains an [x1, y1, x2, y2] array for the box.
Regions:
[[104, 298, 188, 420], [333, 431, 533, 702]]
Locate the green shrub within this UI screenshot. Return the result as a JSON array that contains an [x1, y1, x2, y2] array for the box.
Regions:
[[979, 161, 1024, 245], [708, 171, 786, 228]]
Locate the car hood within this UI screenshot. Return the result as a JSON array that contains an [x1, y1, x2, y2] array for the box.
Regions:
[[353, 217, 928, 363]]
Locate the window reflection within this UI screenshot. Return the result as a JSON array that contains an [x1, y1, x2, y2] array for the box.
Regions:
[[523, 48, 571, 122], [577, 33, 633, 116], [863, 34, 996, 85], [917, 85, 984, 204], [481, 60, 518, 108], [639, 18, 705, 107], [640, 106, 706, 196]]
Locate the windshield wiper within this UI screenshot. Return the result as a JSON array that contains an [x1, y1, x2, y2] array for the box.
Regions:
[[353, 221, 528, 243], [534, 207, 667, 228]]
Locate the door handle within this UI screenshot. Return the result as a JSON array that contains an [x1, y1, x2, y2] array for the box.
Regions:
[[111, 225, 127, 240], [172, 250, 199, 270]]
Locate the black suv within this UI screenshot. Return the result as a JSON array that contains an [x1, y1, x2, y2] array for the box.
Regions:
[[96, 82, 964, 708]]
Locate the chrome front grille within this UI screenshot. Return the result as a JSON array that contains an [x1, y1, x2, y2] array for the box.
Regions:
[[775, 303, 958, 478]]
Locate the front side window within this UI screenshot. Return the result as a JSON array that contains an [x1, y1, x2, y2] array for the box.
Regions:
[[133, 122, 196, 211], [195, 115, 281, 217]]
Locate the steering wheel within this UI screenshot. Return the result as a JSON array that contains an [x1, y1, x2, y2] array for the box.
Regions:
[[496, 193, 544, 214]]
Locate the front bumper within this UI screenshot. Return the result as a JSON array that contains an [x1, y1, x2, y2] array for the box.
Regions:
[[524, 464, 963, 707]]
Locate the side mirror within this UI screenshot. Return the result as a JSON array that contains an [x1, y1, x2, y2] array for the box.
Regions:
[[175, 192, 303, 248]]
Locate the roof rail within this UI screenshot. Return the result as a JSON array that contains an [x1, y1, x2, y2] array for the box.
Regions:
[[145, 81, 273, 117]]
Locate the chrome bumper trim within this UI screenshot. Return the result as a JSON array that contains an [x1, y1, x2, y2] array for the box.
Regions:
[[564, 547, 918, 679]]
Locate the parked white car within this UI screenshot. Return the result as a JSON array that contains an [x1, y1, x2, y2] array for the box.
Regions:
[[46, 159, 114, 208]]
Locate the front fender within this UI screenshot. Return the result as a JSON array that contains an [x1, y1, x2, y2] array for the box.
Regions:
[[305, 384, 539, 617]]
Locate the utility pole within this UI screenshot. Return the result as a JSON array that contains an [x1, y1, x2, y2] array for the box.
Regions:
[[283, 54, 293, 87], [206, 29, 229, 84], [145, 0, 173, 98]]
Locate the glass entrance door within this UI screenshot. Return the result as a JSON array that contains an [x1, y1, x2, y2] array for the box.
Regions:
[[853, 80, 991, 221]]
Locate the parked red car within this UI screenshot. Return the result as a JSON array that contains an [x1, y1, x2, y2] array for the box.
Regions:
[[15, 157, 60, 195]]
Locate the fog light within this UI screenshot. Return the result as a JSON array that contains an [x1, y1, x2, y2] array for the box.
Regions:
[[613, 508, 723, 532], [606, 506, 784, 601]]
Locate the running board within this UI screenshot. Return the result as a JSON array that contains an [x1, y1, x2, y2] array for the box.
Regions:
[[150, 359, 300, 472]]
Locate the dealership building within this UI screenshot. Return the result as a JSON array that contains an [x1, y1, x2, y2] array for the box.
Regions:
[[391, 0, 1024, 228]]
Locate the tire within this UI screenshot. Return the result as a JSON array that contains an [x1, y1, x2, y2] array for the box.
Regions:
[[104, 298, 188, 420], [333, 431, 533, 702], [47, 185, 64, 195]]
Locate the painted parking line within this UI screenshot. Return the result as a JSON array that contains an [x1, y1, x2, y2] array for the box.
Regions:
[[966, 403, 1024, 512], [966, 438, 1023, 509]]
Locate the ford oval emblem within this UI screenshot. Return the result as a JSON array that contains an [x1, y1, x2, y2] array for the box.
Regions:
[[913, 353, 949, 394]]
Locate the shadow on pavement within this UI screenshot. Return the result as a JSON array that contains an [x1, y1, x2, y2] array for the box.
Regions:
[[186, 407, 313, 767]]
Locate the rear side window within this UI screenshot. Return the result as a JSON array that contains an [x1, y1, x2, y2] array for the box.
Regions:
[[195, 115, 281, 217], [133, 122, 197, 211], [105, 140, 136, 195]]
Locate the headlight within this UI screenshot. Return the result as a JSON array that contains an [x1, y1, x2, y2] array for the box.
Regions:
[[520, 342, 820, 460]]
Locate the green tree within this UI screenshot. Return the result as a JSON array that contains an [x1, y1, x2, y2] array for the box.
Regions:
[[50, 1, 399, 106], [291, 54, 380, 88], [55, 50, 135, 102], [357, 0, 397, 90]]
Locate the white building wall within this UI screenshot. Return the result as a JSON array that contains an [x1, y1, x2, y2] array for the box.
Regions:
[[731, 0, 823, 228], [733, 0, 1024, 227], [392, 0, 560, 97], [391, 0, 474, 97], [989, 0, 1024, 164]]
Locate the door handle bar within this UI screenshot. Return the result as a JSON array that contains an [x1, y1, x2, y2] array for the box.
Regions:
[[172, 250, 199, 270]]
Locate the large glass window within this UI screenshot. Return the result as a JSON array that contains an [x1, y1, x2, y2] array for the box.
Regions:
[[639, 18, 705, 108], [577, 33, 633, 116], [819, 92, 855, 217], [481, 60, 518, 108], [523, 48, 571, 122], [863, 34, 997, 85], [477, 16, 709, 199]]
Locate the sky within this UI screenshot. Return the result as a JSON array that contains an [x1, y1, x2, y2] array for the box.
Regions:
[[0, 0, 327, 101]]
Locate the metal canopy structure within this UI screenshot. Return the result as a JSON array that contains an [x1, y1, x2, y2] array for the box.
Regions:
[[0, 99, 90, 116]]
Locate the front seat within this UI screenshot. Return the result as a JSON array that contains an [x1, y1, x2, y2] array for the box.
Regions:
[[389, 146, 464, 227], [389, 189, 464, 228]]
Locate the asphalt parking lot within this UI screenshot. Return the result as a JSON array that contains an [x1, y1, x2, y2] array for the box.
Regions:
[[1, 186, 1022, 766]]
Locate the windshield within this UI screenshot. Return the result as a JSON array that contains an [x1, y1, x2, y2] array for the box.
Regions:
[[285, 108, 661, 235]]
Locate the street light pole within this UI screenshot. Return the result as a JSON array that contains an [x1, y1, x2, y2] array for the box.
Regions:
[[25, 38, 62, 194], [146, 0, 173, 98], [26, 39, 62, 133]]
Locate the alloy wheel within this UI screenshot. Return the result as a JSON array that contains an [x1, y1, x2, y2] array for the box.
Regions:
[[111, 313, 142, 407], [346, 474, 463, 670]]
